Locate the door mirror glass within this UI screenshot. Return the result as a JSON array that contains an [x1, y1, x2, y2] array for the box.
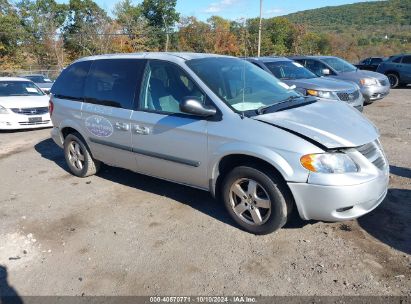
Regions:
[[180, 97, 217, 117], [322, 68, 331, 76]]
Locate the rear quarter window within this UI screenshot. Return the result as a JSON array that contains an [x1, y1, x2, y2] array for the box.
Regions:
[[51, 61, 92, 100], [402, 56, 411, 64], [84, 59, 146, 109]]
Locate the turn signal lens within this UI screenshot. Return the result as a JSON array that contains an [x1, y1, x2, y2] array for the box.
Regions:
[[300, 154, 317, 172], [306, 89, 318, 96]]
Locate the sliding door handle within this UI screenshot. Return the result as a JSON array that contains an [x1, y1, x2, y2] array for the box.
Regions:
[[114, 122, 130, 131], [134, 125, 150, 135]]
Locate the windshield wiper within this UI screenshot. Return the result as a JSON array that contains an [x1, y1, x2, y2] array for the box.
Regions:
[[257, 96, 302, 115]]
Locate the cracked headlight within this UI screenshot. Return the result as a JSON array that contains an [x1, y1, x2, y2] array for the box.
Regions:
[[300, 153, 358, 174]]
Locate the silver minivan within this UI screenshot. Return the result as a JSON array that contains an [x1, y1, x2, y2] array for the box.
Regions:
[[50, 53, 389, 234]]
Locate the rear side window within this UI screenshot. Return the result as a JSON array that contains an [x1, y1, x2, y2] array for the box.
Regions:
[[362, 58, 371, 65], [402, 56, 411, 64], [84, 59, 146, 109], [371, 58, 383, 64], [393, 57, 402, 63], [51, 61, 92, 100]]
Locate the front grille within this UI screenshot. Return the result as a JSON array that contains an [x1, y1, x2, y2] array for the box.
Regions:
[[357, 140, 387, 171], [18, 120, 50, 126], [337, 90, 360, 102], [379, 79, 389, 86], [11, 107, 49, 116]]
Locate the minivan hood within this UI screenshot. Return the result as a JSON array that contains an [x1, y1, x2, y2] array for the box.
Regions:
[[254, 100, 378, 149], [284, 77, 356, 92], [0, 95, 49, 109]]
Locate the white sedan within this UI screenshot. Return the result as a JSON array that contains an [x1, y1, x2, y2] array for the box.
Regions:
[[0, 77, 52, 130]]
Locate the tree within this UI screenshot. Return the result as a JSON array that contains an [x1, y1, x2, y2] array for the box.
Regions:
[[178, 16, 213, 53], [114, 0, 159, 52], [17, 0, 68, 68], [63, 0, 111, 59], [0, 0, 23, 58], [141, 0, 179, 51], [207, 16, 240, 55]]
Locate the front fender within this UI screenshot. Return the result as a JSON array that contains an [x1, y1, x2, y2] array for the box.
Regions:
[[208, 142, 309, 196]]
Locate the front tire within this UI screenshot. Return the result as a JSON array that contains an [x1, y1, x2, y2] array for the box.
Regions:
[[222, 166, 292, 235], [64, 133, 100, 177], [387, 73, 400, 88]]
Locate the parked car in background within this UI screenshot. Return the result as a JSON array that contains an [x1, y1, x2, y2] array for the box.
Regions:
[[0, 77, 52, 129], [20, 74, 54, 94], [376, 54, 411, 88], [246, 56, 364, 111], [50, 53, 388, 235], [355, 57, 385, 72], [290, 55, 390, 104]]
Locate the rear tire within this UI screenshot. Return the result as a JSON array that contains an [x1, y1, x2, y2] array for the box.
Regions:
[[64, 133, 100, 177], [386, 73, 400, 88], [222, 166, 293, 235]]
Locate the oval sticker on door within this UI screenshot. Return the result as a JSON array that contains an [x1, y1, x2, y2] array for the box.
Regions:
[[85, 115, 113, 137]]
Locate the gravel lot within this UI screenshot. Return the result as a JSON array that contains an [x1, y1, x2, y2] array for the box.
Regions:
[[0, 89, 410, 297]]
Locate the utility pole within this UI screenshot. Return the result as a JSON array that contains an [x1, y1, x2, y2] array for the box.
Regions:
[[257, 0, 263, 57], [163, 16, 169, 52]]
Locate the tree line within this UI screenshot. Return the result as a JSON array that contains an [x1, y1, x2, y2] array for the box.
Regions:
[[0, 0, 409, 74]]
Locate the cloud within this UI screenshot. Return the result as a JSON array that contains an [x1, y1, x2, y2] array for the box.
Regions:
[[203, 0, 241, 14], [264, 8, 285, 16]]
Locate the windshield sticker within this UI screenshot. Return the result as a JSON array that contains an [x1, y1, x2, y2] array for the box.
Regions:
[[85, 115, 113, 137], [292, 62, 304, 68], [26, 88, 38, 93], [278, 82, 291, 89]]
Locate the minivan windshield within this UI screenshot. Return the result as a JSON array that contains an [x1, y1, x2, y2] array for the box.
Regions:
[[264, 61, 318, 80], [321, 57, 357, 73], [0, 81, 45, 96], [186, 57, 300, 112]]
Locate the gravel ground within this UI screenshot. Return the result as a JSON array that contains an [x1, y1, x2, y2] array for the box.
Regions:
[[0, 89, 410, 297]]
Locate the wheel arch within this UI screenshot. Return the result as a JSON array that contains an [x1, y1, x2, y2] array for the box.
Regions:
[[209, 148, 296, 199], [384, 70, 400, 78]]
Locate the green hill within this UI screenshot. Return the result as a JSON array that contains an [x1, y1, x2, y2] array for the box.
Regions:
[[285, 0, 411, 32]]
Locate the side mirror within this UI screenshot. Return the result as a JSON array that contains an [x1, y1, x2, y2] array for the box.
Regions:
[[180, 97, 217, 117], [322, 68, 331, 76]]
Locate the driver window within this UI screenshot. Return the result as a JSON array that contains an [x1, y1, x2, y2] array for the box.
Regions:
[[363, 58, 371, 65], [304, 59, 330, 76], [140, 60, 205, 114]]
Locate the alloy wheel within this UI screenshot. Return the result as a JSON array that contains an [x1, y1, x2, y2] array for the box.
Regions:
[[229, 178, 272, 226], [68, 140, 85, 171]]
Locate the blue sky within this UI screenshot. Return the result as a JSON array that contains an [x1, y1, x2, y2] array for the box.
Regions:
[[61, 0, 373, 20]]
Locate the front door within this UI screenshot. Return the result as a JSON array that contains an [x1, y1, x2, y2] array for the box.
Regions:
[[130, 60, 210, 189]]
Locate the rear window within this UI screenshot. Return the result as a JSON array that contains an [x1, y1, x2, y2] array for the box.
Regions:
[[84, 59, 146, 109], [51, 61, 92, 100]]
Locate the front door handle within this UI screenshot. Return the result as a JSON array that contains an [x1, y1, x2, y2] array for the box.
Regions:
[[114, 122, 130, 131], [134, 125, 150, 135]]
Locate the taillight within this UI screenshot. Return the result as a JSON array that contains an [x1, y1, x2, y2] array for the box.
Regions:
[[49, 96, 54, 116]]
